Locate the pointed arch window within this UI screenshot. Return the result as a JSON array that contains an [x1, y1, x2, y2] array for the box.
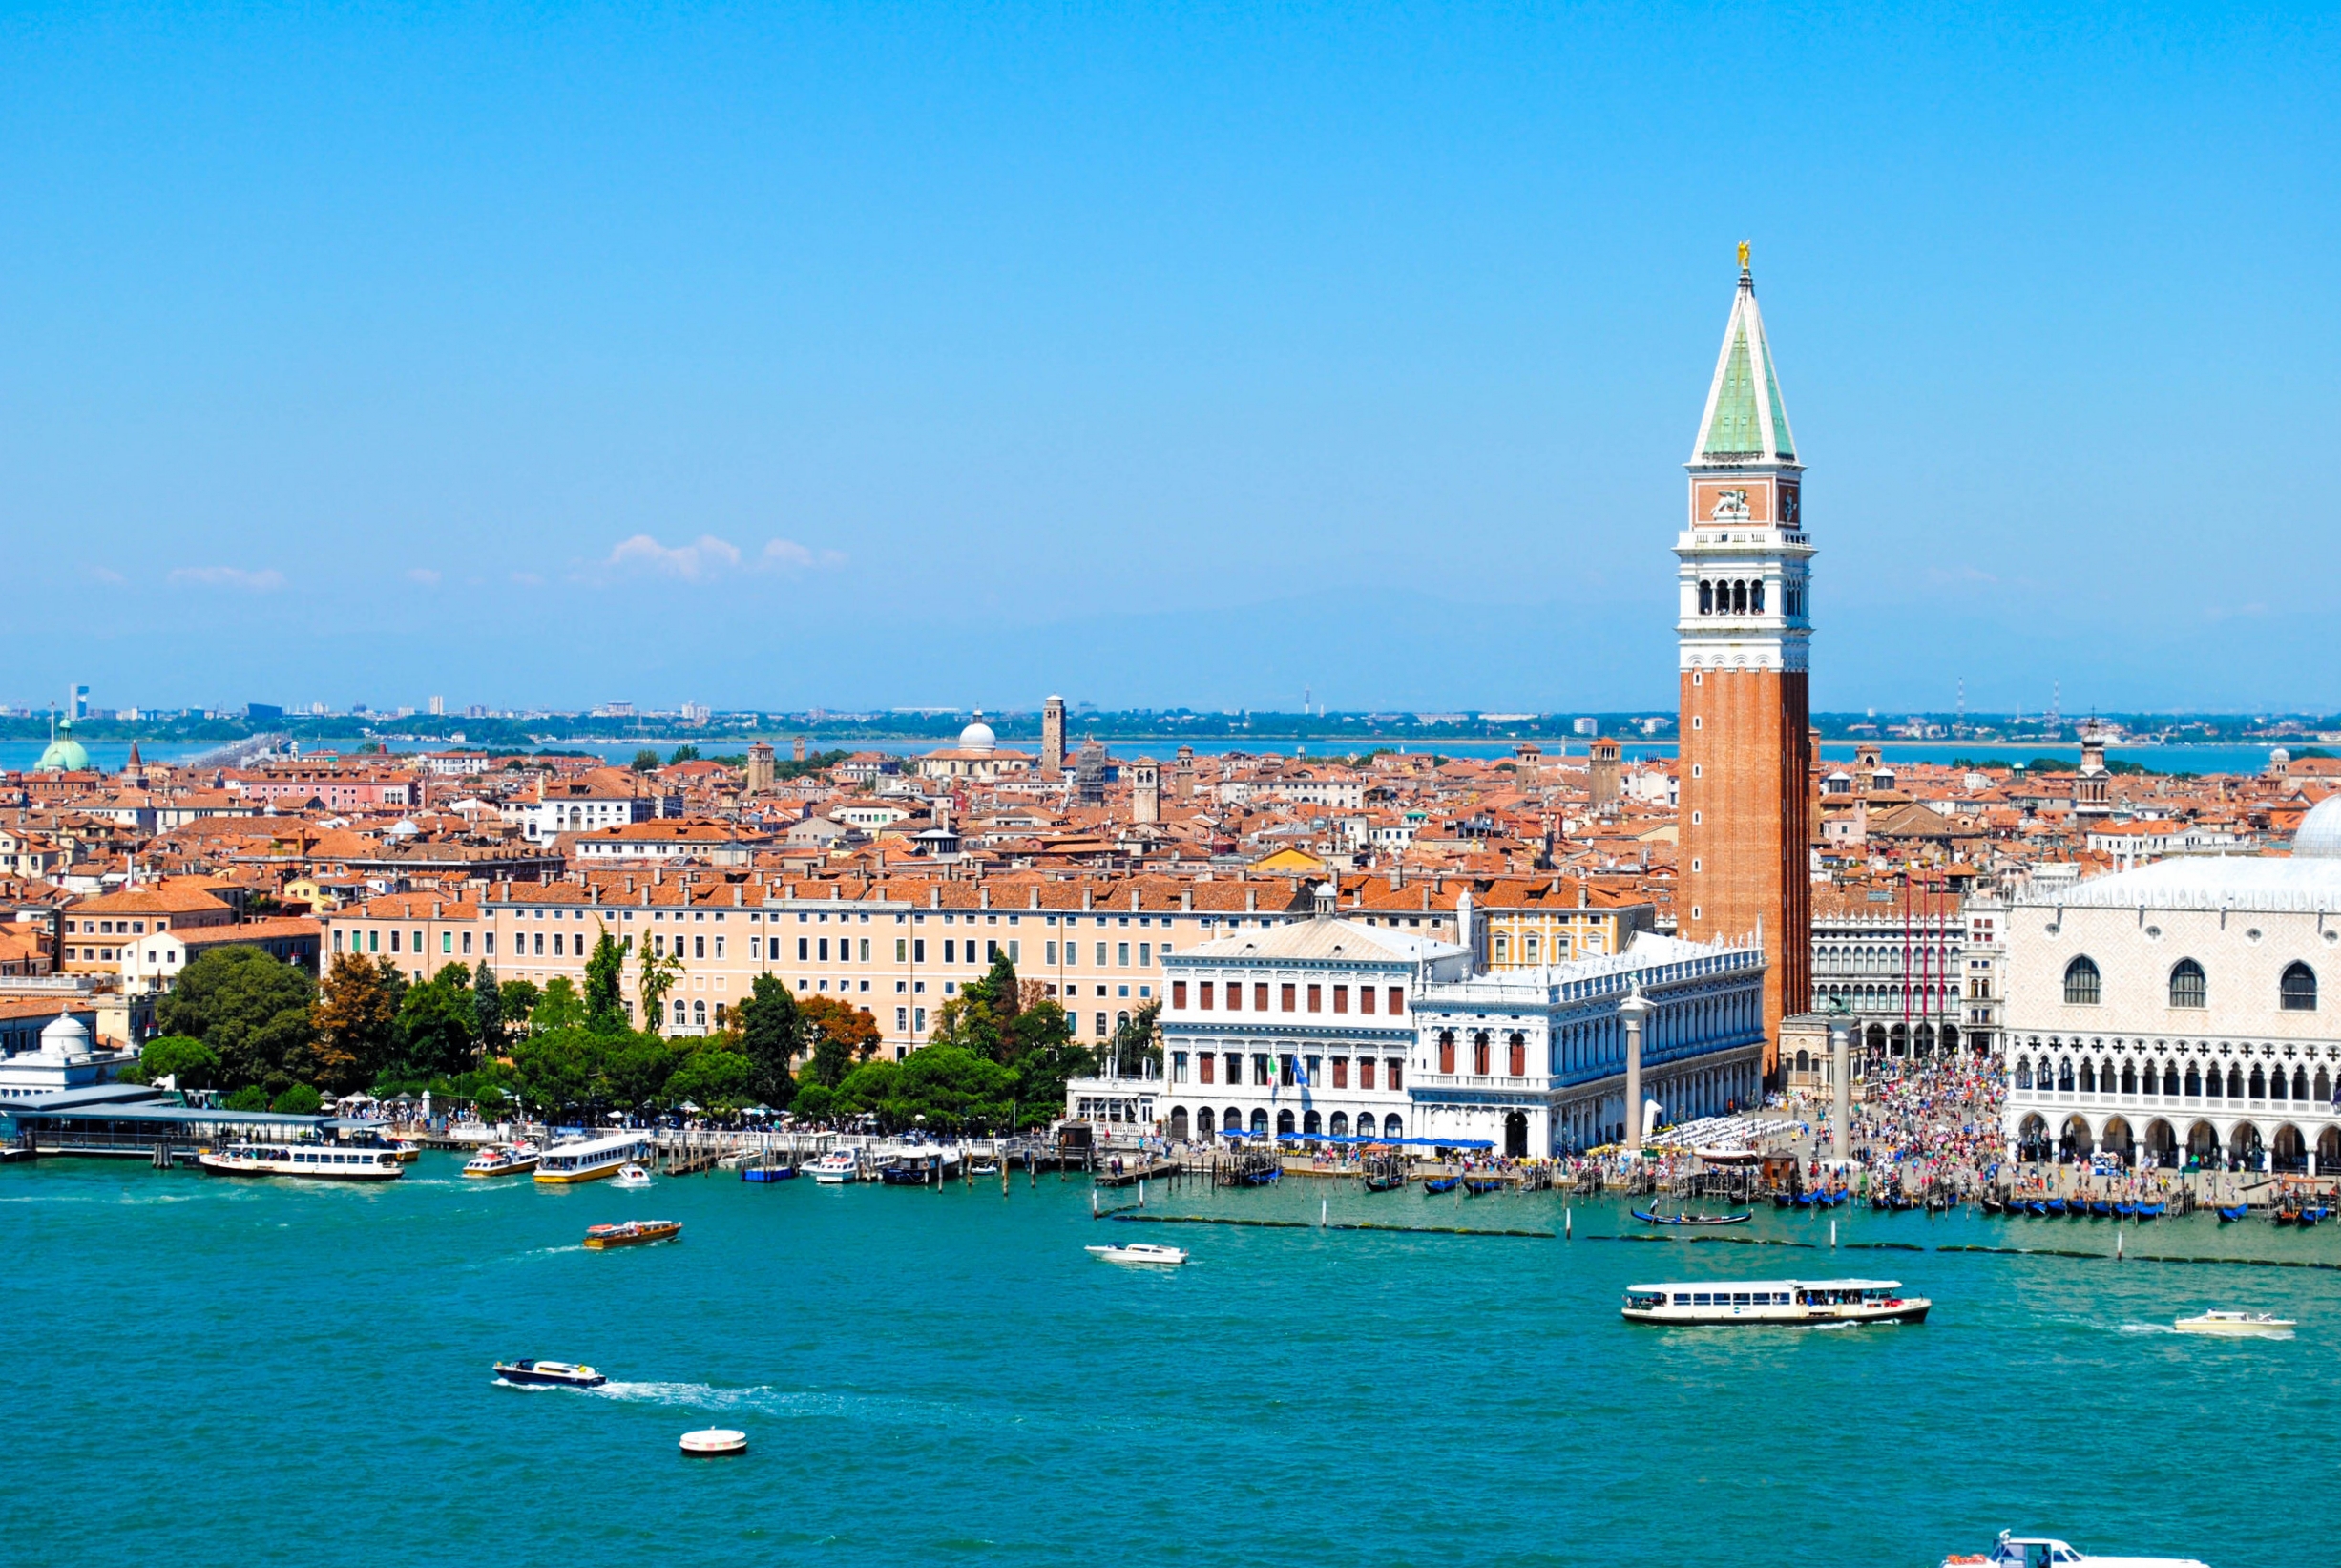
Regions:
[[2169, 960, 2206, 1009], [2281, 962, 2317, 1011], [2062, 956, 2101, 1006]]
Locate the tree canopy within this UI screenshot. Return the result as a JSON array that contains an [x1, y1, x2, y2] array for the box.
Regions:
[[156, 946, 318, 1095], [733, 974, 805, 1106]]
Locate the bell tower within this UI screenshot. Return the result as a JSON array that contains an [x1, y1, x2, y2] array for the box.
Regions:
[[1676, 244, 1814, 1065]]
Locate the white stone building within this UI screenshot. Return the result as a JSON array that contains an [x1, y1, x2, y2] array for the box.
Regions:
[[1157, 908, 1469, 1144], [2001, 796, 2341, 1170], [1412, 931, 1768, 1156]]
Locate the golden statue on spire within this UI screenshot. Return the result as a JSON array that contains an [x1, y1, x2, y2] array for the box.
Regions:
[[1737, 240, 1750, 271]]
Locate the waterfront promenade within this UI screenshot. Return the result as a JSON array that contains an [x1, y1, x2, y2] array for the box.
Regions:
[[5, 1149, 2332, 1567]]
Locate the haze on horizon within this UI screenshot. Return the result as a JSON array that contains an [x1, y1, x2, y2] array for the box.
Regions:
[[3, 4, 2334, 718]]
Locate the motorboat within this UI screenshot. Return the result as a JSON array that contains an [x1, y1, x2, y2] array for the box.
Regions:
[[1943, 1529, 2209, 1568], [970, 1160, 1001, 1176], [463, 1144, 540, 1178], [809, 1152, 861, 1184], [583, 1219, 681, 1249], [742, 1163, 796, 1183], [1633, 1208, 1753, 1227], [1620, 1278, 1931, 1327], [1085, 1242, 1189, 1266], [533, 1133, 655, 1185], [199, 1143, 404, 1181], [493, 1358, 605, 1388], [611, 1163, 653, 1189], [2174, 1310, 2294, 1338]]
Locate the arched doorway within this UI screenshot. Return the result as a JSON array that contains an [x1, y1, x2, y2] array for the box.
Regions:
[[2101, 1117, 2135, 1166], [1195, 1106, 1214, 1139], [1328, 1112, 1348, 1137], [1504, 1110, 1528, 1159], [2322, 1128, 2341, 1172], [2060, 1115, 2095, 1161], [1169, 1106, 1190, 1140], [1866, 1023, 1888, 1056], [1275, 1108, 1296, 1138], [2144, 1119, 2178, 1167], [1247, 1108, 1267, 1136], [2017, 1113, 2051, 1162], [2186, 1120, 2220, 1167], [1302, 1109, 1322, 1136], [2272, 1124, 2307, 1173], [2228, 1121, 2265, 1171]]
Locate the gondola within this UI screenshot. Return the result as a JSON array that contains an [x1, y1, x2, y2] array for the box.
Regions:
[[1817, 1188, 1850, 1209], [1236, 1168, 1280, 1186], [2273, 1206, 2299, 1227], [2135, 1201, 2164, 1219], [1461, 1178, 1505, 1196], [1421, 1176, 1460, 1194], [1979, 1197, 2006, 1216], [2113, 1201, 2136, 1219], [2044, 1198, 2067, 1215], [2026, 1199, 2049, 1216], [1633, 1207, 1753, 1227], [1362, 1173, 1406, 1193], [2089, 1200, 2111, 1217], [2217, 1203, 2250, 1223], [2301, 1204, 2330, 1226], [1772, 1191, 1797, 1209]]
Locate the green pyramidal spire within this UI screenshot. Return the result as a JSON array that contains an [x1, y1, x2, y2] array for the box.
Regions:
[[1693, 251, 1796, 464]]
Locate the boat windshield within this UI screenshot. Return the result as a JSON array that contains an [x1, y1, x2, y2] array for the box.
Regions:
[[1622, 1291, 1666, 1309]]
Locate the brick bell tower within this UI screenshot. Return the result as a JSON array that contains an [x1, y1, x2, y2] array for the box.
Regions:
[[1676, 243, 1814, 1069]]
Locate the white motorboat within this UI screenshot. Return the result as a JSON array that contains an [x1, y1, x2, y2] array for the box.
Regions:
[[1085, 1242, 1189, 1266], [199, 1143, 404, 1181], [809, 1152, 861, 1184], [1942, 1530, 2209, 1568], [1620, 1278, 1930, 1326], [463, 1143, 540, 1178], [493, 1358, 605, 1388], [2174, 1309, 2295, 1338], [533, 1133, 655, 1184], [611, 1163, 653, 1189]]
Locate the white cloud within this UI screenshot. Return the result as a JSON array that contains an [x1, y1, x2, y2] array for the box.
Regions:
[[594, 533, 846, 583], [85, 566, 128, 585], [762, 538, 847, 572], [406, 568, 443, 586], [605, 533, 743, 581], [170, 565, 285, 592]]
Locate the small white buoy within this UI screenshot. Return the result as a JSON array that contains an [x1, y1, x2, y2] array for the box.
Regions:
[[680, 1428, 747, 1456]]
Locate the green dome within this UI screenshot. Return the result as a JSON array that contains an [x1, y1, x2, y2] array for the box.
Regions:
[[35, 721, 89, 773]]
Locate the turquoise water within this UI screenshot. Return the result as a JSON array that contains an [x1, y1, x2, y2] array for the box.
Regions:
[[7, 1158, 2335, 1567]]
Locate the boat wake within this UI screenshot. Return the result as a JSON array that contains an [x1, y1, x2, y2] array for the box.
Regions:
[[2120, 1322, 2176, 1335]]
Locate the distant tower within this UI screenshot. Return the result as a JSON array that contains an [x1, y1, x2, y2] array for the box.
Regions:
[[1588, 736, 1622, 811], [2074, 723, 2112, 819], [1132, 762, 1160, 824], [793, 735, 806, 763], [1042, 695, 1067, 779], [1175, 744, 1196, 803], [745, 742, 776, 794], [1677, 243, 1815, 1060]]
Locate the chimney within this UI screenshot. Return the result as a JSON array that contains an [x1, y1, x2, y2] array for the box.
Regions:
[[1081, 885, 1093, 911], [979, 885, 991, 909], [1245, 888, 1258, 912], [431, 901, 442, 918], [930, 886, 941, 909], [732, 885, 742, 907], [1029, 887, 1041, 909], [1181, 888, 1192, 911], [1130, 889, 1140, 912]]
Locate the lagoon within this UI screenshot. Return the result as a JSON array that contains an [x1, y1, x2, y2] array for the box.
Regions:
[[5, 1157, 2332, 1567]]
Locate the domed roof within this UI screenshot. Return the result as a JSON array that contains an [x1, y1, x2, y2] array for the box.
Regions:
[[40, 1013, 90, 1058], [2298, 794, 2341, 859], [957, 714, 996, 755], [35, 719, 88, 773]]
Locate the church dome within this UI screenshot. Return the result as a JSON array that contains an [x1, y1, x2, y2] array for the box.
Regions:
[[2297, 793, 2341, 859], [957, 715, 996, 755], [35, 720, 89, 773], [40, 1013, 90, 1059]]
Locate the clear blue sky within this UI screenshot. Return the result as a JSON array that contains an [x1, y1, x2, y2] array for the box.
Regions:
[[4, 3, 2335, 717]]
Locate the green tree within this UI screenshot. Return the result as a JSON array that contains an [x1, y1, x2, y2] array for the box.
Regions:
[[498, 977, 541, 1032], [472, 961, 506, 1051], [583, 928, 629, 1030], [667, 1047, 755, 1115], [637, 940, 684, 1035], [304, 953, 406, 1093], [223, 1085, 271, 1111], [826, 1056, 901, 1119], [394, 964, 479, 1080], [631, 748, 661, 772], [882, 1045, 1015, 1133], [733, 975, 805, 1106], [533, 976, 587, 1032], [156, 946, 318, 1093], [602, 1033, 679, 1110], [669, 743, 700, 764], [509, 1024, 604, 1115], [1108, 998, 1162, 1077], [136, 1035, 219, 1090], [271, 1083, 324, 1115]]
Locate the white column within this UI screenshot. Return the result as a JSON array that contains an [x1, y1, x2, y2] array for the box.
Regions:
[[1830, 1015, 1852, 1161], [1620, 988, 1652, 1146]]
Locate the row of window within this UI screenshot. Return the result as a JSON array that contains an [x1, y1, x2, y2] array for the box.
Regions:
[[1174, 981, 1405, 1015], [1171, 1050, 1406, 1090], [2063, 956, 2315, 1011], [1167, 1106, 1406, 1139], [1437, 1030, 1530, 1077], [2016, 1054, 2336, 1103]]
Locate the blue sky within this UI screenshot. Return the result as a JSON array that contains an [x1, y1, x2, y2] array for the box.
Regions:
[[3, 3, 2335, 717]]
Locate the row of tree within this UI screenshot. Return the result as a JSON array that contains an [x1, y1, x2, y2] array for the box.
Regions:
[[132, 939, 1118, 1129]]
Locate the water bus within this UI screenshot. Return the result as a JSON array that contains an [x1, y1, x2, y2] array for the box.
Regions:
[[1621, 1277, 1930, 1326], [533, 1133, 655, 1185], [462, 1143, 539, 1178], [198, 1143, 405, 1181]]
